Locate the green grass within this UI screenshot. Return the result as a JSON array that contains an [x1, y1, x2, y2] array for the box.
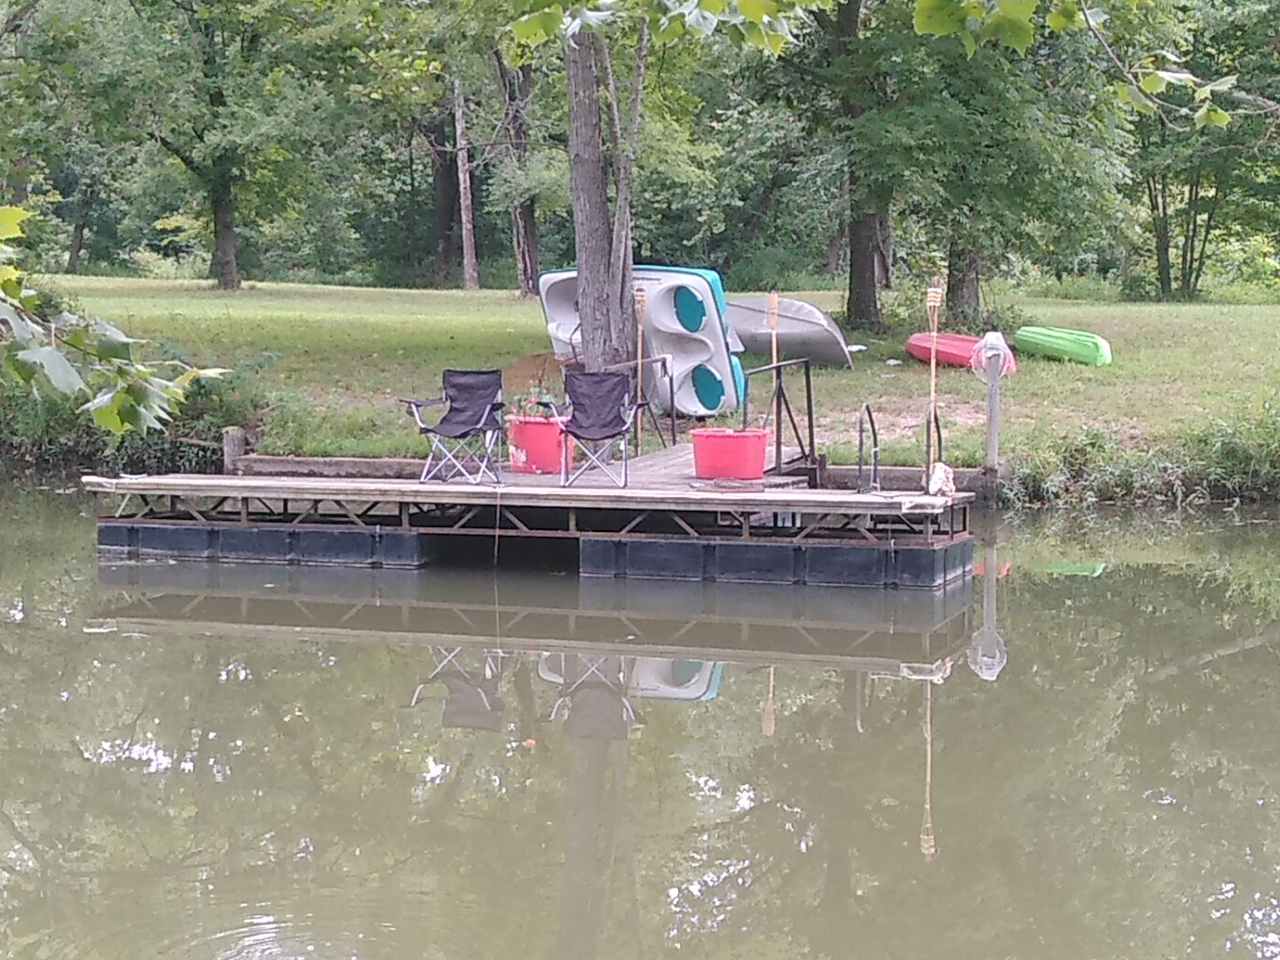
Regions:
[[44, 277, 548, 457], [42, 277, 1280, 486]]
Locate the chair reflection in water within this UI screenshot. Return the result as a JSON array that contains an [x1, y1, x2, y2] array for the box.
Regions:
[[409, 646, 508, 732], [541, 653, 640, 739]]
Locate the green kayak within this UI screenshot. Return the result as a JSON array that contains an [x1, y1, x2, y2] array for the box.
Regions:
[[1013, 326, 1113, 366]]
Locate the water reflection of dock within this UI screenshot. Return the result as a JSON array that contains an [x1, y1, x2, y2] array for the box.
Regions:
[[97, 562, 974, 678]]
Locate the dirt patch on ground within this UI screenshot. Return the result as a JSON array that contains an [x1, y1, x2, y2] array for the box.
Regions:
[[813, 398, 987, 445], [503, 352, 563, 395]]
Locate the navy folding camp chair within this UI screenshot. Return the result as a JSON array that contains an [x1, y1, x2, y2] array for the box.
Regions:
[[541, 371, 644, 488], [402, 369, 504, 484]]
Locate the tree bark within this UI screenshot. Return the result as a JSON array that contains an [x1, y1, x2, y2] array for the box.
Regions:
[[209, 171, 241, 290], [847, 205, 883, 329], [429, 121, 460, 284], [874, 212, 893, 289], [66, 212, 88, 274], [495, 52, 542, 297], [831, 0, 885, 329], [946, 242, 981, 322], [565, 34, 619, 371], [595, 26, 649, 368], [453, 80, 480, 290]]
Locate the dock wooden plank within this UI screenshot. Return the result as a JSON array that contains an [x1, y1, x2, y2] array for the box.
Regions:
[[82, 472, 971, 515], [231, 442, 803, 490]]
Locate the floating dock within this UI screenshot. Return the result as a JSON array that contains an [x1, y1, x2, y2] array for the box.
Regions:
[[84, 444, 974, 589]]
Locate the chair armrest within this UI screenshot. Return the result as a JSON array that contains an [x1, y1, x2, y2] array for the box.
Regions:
[[469, 399, 506, 431], [536, 400, 567, 419], [400, 396, 445, 431]]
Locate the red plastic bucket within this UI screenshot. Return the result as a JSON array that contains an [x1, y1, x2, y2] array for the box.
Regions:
[[691, 428, 768, 480], [508, 416, 575, 475]]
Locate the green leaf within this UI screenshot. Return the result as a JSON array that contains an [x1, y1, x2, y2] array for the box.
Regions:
[[914, 0, 967, 38], [739, 0, 778, 24], [0, 301, 37, 345], [0, 207, 31, 242], [1195, 74, 1238, 101], [81, 389, 127, 434], [684, 7, 718, 35], [981, 11, 1034, 53], [655, 15, 686, 41], [511, 7, 561, 43], [3, 344, 37, 385], [1194, 103, 1231, 128], [1046, 8, 1068, 31], [16, 346, 87, 395], [1156, 69, 1196, 87], [93, 325, 141, 363], [1140, 72, 1167, 95]]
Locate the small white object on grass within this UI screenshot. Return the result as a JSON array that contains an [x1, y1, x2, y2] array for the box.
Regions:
[[885, 358, 903, 366], [848, 344, 868, 353]]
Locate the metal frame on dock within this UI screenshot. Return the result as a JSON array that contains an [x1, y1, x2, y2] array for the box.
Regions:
[[87, 474, 972, 547], [84, 455, 975, 587]]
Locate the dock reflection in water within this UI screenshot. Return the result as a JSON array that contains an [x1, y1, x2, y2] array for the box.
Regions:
[[11, 533, 1280, 959]]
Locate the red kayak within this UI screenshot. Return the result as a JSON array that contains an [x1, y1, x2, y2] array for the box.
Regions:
[[905, 333, 1017, 373]]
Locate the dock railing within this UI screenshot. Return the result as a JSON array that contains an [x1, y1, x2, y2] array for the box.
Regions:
[[858, 403, 881, 492], [740, 358, 817, 483]]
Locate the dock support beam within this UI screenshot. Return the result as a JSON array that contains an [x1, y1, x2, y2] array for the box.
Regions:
[[223, 427, 247, 475]]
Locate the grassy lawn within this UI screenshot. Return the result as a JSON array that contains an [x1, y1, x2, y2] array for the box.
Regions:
[[47, 276, 1280, 467]]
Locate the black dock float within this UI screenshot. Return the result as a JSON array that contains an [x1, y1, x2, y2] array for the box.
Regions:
[[84, 452, 975, 589]]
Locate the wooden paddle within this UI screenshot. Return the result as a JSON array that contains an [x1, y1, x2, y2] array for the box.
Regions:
[[635, 288, 647, 451]]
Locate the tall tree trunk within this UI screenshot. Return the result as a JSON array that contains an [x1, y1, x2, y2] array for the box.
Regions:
[[594, 27, 649, 367], [66, 213, 88, 274], [209, 173, 241, 291], [565, 35, 619, 371], [430, 122, 460, 284], [1145, 169, 1173, 300], [825, 227, 846, 276], [874, 212, 893, 289], [831, 0, 884, 329], [495, 52, 541, 297], [847, 202, 883, 329], [453, 80, 480, 290], [826, 176, 849, 276], [946, 241, 981, 322], [512, 202, 540, 297]]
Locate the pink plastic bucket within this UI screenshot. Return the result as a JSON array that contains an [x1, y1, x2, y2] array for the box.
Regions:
[[508, 416, 575, 475], [691, 428, 768, 480]]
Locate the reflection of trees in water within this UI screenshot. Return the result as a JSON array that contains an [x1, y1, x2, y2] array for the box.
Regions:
[[658, 570, 1280, 958], [4, 522, 1280, 956]]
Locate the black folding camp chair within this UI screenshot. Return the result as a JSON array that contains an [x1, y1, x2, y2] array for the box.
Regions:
[[408, 647, 507, 732], [541, 371, 644, 488], [543, 653, 639, 740], [402, 369, 504, 484]]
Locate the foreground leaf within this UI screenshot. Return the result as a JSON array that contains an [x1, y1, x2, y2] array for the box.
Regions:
[[0, 207, 32, 242], [16, 345, 87, 395]]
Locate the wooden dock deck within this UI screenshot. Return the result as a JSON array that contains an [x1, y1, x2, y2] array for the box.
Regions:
[[85, 443, 974, 588]]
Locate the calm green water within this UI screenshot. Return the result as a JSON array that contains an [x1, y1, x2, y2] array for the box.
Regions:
[[3, 493, 1280, 959]]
